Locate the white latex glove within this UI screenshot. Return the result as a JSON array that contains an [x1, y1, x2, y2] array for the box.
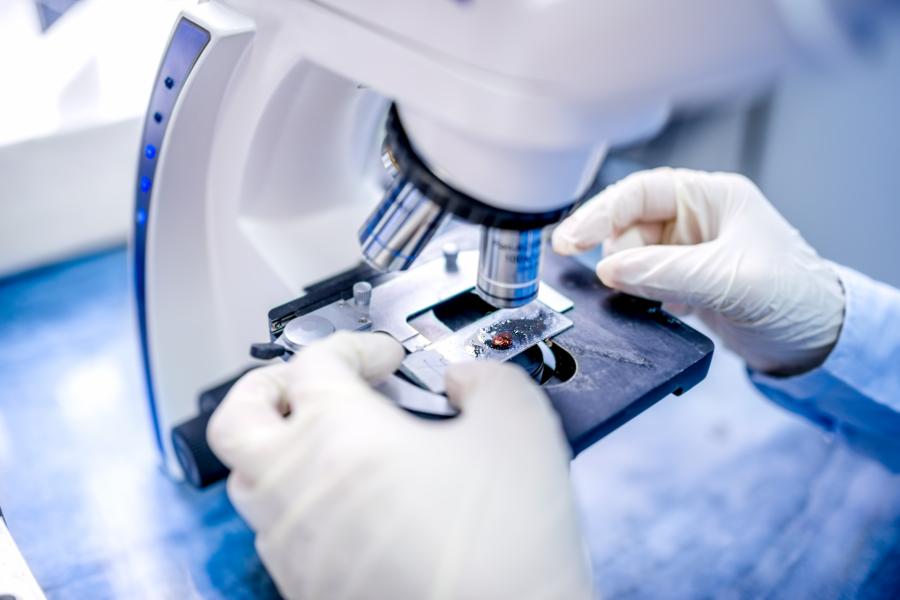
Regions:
[[552, 167, 845, 376], [207, 331, 592, 600]]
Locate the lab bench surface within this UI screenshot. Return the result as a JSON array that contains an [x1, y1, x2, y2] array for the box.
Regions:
[[0, 249, 899, 599]]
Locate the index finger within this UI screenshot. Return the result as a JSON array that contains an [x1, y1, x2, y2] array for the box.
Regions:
[[291, 331, 405, 387], [552, 167, 678, 255]]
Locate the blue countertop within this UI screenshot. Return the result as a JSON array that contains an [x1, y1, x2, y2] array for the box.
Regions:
[[0, 248, 898, 598], [0, 250, 277, 599]]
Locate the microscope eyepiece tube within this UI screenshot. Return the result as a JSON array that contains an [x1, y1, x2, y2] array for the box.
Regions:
[[476, 227, 545, 308], [359, 177, 448, 272]]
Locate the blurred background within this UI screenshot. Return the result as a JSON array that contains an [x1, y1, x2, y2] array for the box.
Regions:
[[0, 1, 899, 598], [0, 0, 187, 276]]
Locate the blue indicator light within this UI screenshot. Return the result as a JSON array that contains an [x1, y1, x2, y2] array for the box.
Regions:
[[136, 208, 147, 225], [140, 176, 152, 193], [145, 145, 157, 159], [153, 112, 163, 123], [164, 76, 175, 89]]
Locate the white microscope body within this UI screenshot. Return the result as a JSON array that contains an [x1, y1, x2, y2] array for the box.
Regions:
[[136, 0, 849, 477]]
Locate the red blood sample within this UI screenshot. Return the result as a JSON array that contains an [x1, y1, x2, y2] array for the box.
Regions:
[[489, 331, 513, 350]]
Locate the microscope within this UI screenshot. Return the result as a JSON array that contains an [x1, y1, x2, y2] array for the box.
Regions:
[[133, 0, 851, 485]]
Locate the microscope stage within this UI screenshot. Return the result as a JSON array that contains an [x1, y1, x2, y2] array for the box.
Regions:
[[267, 230, 714, 456]]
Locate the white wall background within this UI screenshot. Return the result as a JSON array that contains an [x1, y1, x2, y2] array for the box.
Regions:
[[622, 17, 900, 288], [759, 25, 900, 288], [0, 0, 187, 278]]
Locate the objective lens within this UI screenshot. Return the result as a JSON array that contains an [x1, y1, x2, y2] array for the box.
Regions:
[[359, 177, 448, 272], [476, 227, 544, 308]]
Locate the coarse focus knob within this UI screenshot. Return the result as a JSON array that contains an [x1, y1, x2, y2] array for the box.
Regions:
[[172, 411, 229, 488]]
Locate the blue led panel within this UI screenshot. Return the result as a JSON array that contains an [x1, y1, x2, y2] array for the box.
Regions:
[[134, 19, 210, 457]]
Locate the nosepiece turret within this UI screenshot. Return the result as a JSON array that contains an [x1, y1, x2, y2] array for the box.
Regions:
[[358, 105, 577, 308]]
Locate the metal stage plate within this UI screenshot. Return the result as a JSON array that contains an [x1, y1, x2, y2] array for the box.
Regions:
[[269, 228, 715, 456]]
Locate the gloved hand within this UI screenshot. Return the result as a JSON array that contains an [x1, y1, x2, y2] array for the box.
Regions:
[[552, 167, 845, 376], [207, 331, 592, 600]]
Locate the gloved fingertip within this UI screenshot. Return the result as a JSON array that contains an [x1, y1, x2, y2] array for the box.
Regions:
[[550, 224, 580, 255], [444, 360, 544, 419], [595, 256, 622, 289], [311, 331, 405, 382], [443, 361, 518, 411], [206, 409, 265, 473], [205, 410, 230, 463], [359, 332, 406, 380], [551, 195, 616, 255], [443, 361, 478, 407]]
